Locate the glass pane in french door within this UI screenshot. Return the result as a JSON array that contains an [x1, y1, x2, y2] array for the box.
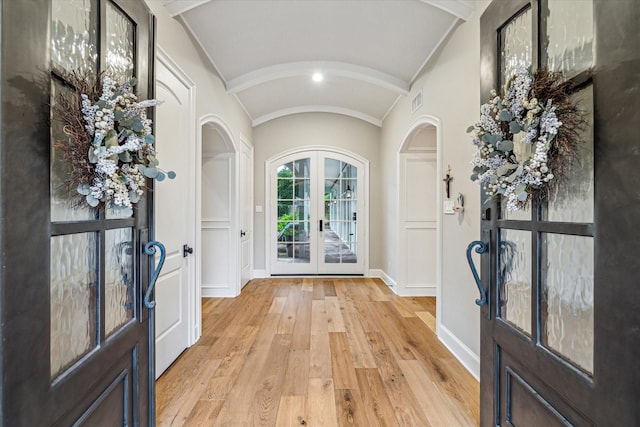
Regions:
[[323, 158, 358, 264], [277, 159, 311, 263]]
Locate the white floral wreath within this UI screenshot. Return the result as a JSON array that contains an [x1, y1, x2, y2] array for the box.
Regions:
[[469, 68, 563, 212], [74, 76, 174, 215]]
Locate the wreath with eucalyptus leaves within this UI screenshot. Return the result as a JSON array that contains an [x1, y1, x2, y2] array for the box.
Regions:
[[468, 68, 584, 211], [54, 73, 174, 216]]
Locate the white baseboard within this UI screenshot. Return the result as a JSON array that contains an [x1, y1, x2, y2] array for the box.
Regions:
[[396, 285, 437, 297], [201, 286, 238, 298], [253, 269, 267, 278], [438, 324, 480, 381], [369, 269, 397, 290]]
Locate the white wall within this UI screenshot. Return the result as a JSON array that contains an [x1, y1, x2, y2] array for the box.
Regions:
[[252, 113, 381, 272], [380, 2, 490, 377], [144, 1, 253, 147]]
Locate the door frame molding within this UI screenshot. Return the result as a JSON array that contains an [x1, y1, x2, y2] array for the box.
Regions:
[[156, 47, 199, 346], [264, 145, 370, 276], [396, 115, 443, 325], [196, 113, 241, 300], [239, 134, 254, 288]]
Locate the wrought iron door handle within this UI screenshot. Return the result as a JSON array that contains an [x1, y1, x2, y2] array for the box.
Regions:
[[466, 240, 487, 307], [240, 230, 246, 237], [144, 241, 166, 309]]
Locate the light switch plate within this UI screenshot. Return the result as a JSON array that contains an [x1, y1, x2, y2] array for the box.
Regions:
[[443, 200, 455, 215]]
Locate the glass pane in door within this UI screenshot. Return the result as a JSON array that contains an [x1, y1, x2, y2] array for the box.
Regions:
[[105, 228, 135, 337], [50, 232, 98, 377], [500, 7, 532, 90], [50, 80, 97, 222], [324, 158, 358, 264], [499, 229, 532, 335], [106, 2, 135, 82], [277, 159, 311, 263], [546, 0, 594, 79], [51, 0, 98, 74], [543, 85, 594, 222], [541, 233, 594, 374]]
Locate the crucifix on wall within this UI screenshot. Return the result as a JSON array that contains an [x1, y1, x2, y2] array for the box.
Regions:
[[443, 164, 453, 199]]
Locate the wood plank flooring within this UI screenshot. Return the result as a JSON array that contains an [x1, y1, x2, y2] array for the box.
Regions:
[[156, 278, 479, 426]]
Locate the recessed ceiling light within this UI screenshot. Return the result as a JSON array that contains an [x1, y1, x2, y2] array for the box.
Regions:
[[312, 72, 324, 83]]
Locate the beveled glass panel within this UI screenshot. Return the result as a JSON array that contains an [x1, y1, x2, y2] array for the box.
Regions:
[[293, 222, 310, 243], [500, 202, 531, 221], [106, 2, 135, 82], [51, 80, 96, 222], [105, 228, 134, 337], [341, 179, 357, 200], [278, 202, 293, 219], [547, 0, 594, 79], [500, 8, 532, 89], [544, 85, 594, 222], [51, 0, 98, 74], [324, 158, 341, 181], [499, 229, 532, 334], [293, 244, 310, 263], [294, 179, 310, 199], [50, 232, 98, 377], [296, 200, 311, 222], [542, 233, 594, 373], [294, 158, 310, 178]]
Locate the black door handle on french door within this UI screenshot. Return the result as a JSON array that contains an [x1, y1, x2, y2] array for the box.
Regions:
[[466, 240, 487, 307], [183, 244, 193, 258], [319, 220, 323, 232], [240, 230, 246, 237]]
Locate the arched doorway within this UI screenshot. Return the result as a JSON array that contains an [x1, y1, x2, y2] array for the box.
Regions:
[[198, 116, 240, 297], [266, 147, 369, 276], [397, 116, 443, 305]]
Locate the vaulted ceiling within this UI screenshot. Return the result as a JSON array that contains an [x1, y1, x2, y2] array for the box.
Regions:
[[163, 0, 475, 127]]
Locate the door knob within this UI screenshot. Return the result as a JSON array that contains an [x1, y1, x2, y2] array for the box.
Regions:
[[240, 230, 246, 237], [183, 244, 193, 257]]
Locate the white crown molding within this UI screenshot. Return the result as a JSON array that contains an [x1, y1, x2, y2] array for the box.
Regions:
[[252, 105, 382, 128], [226, 61, 410, 96], [163, 0, 212, 17], [421, 0, 475, 21]]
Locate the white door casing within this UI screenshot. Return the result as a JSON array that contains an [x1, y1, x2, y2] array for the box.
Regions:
[[154, 49, 197, 378], [266, 147, 369, 276], [240, 137, 254, 288], [397, 116, 442, 320], [198, 117, 240, 298]]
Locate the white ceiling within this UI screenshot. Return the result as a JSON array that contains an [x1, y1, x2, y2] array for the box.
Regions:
[[163, 0, 475, 127]]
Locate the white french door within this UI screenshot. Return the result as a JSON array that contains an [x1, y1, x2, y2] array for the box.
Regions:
[[269, 151, 365, 275]]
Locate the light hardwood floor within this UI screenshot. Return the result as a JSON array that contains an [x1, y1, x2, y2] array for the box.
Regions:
[[156, 278, 479, 426]]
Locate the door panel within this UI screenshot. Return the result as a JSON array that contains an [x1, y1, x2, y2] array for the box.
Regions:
[[154, 59, 193, 377], [1, 0, 154, 425], [479, 1, 640, 425]]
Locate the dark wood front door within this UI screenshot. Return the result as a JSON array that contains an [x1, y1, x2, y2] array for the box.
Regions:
[[478, 0, 640, 425], [1, 0, 155, 425]]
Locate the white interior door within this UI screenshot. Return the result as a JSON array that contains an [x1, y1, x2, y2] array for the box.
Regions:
[[399, 152, 438, 296], [154, 56, 195, 378], [269, 151, 365, 275], [240, 139, 254, 287]]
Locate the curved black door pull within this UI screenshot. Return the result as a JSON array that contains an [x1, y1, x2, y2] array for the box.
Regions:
[[144, 240, 166, 309], [466, 240, 488, 307]]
